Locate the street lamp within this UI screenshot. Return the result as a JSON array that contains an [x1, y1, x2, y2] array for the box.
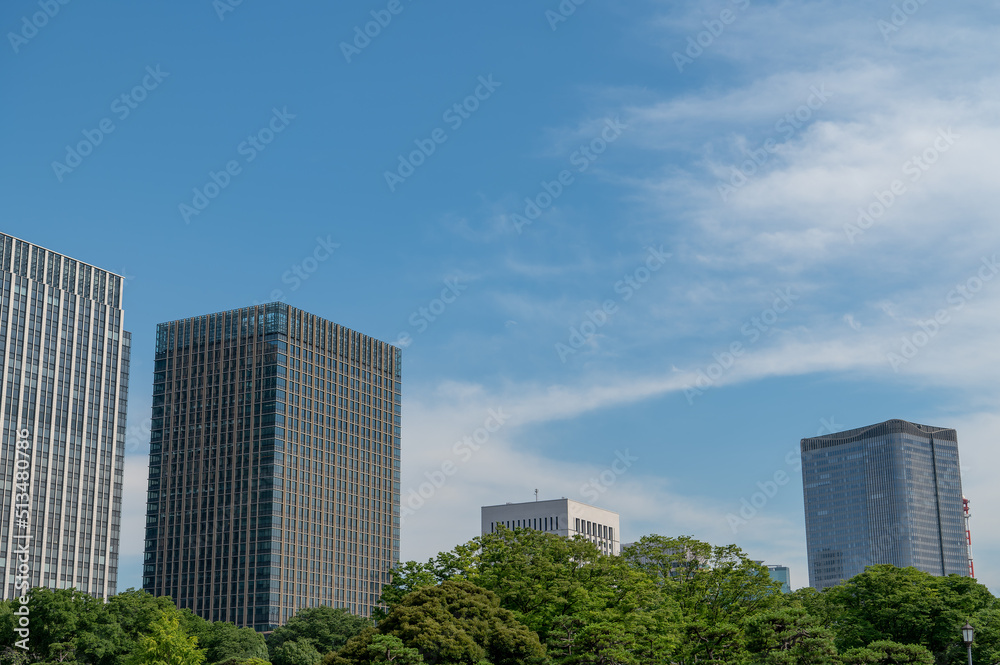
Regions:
[[961, 622, 975, 665]]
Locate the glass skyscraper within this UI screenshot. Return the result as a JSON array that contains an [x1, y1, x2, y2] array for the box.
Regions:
[[0, 233, 130, 599], [142, 303, 401, 630], [801, 419, 968, 591]]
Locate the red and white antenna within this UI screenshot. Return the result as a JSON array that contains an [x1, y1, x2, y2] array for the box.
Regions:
[[964, 497, 975, 578]]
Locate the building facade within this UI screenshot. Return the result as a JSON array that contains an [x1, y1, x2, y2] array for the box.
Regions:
[[0, 233, 130, 599], [142, 303, 400, 630], [801, 419, 968, 591], [766, 565, 791, 593], [482, 498, 620, 555]]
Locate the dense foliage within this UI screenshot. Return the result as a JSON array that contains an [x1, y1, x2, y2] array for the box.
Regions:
[[356, 528, 999, 665], [0, 530, 996, 665], [0, 587, 299, 665]]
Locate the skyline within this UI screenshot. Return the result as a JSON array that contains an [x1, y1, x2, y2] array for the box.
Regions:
[[4, 1, 1000, 596]]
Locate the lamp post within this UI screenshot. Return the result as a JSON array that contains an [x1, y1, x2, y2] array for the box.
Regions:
[[961, 622, 975, 665]]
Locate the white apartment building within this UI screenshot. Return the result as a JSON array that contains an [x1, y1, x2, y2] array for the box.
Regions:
[[481, 498, 621, 555]]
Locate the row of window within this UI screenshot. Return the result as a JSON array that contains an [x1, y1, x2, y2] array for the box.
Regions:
[[490, 516, 560, 533], [487, 516, 617, 546], [575, 518, 614, 543]]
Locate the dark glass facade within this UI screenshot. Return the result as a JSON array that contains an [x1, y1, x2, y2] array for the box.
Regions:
[[801, 419, 968, 591], [142, 303, 400, 630], [0, 233, 129, 599]]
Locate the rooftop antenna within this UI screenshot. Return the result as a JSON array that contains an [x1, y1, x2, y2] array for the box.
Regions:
[[534, 489, 538, 502]]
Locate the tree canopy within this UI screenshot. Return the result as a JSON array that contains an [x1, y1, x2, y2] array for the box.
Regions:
[[1, 534, 995, 665], [360, 529, 998, 665], [265, 604, 371, 665]]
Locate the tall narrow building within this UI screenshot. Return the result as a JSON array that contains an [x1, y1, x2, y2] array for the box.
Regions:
[[142, 303, 400, 630], [801, 419, 968, 591], [0, 233, 130, 599]]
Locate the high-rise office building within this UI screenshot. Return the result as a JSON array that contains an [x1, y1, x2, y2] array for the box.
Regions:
[[766, 565, 791, 593], [142, 303, 400, 630], [801, 419, 968, 591], [482, 498, 621, 555], [0, 233, 130, 599]]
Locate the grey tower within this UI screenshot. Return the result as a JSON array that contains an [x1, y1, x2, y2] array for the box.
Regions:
[[142, 303, 401, 630], [801, 419, 968, 591], [0, 233, 130, 599]]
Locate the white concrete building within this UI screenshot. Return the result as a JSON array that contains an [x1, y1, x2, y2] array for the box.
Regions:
[[481, 498, 621, 555]]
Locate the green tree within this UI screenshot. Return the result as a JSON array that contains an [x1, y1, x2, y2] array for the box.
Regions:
[[449, 526, 679, 664], [0, 646, 28, 665], [622, 535, 782, 664], [14, 586, 191, 665], [97, 589, 184, 665], [784, 587, 833, 621], [474, 527, 604, 639], [366, 635, 423, 665], [744, 607, 839, 665], [0, 602, 22, 655], [840, 640, 934, 665], [374, 562, 439, 620], [25, 587, 102, 661], [825, 566, 993, 660], [325, 633, 424, 665], [968, 605, 1000, 665], [272, 639, 322, 665], [267, 606, 369, 663], [125, 611, 206, 665], [553, 555, 678, 665], [365, 580, 546, 665], [199, 621, 269, 663], [375, 538, 487, 620]]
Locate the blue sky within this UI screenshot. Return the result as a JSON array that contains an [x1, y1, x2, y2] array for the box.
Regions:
[[3, 0, 1000, 594]]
